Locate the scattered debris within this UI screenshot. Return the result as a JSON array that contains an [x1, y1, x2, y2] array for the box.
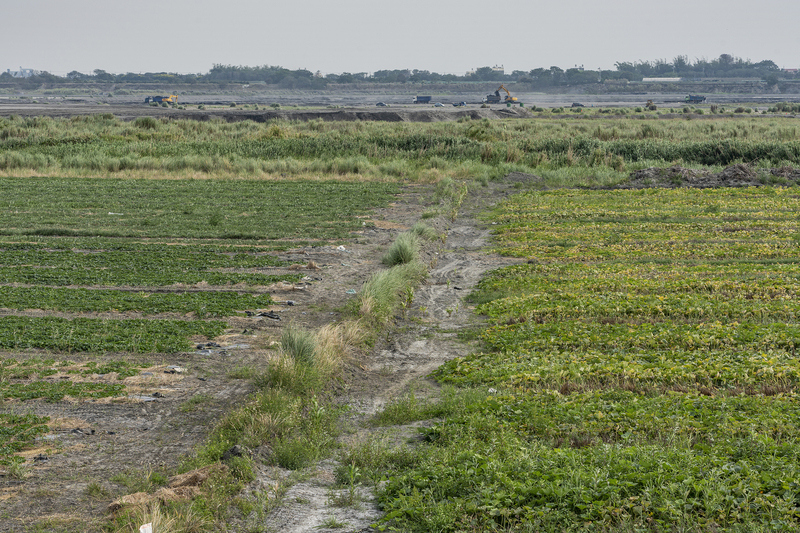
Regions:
[[222, 444, 247, 462], [164, 366, 185, 374], [346, 289, 357, 295], [196, 342, 221, 349], [288, 261, 320, 271], [257, 311, 281, 320], [129, 395, 158, 402]]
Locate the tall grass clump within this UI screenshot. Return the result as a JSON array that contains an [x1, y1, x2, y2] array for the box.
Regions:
[[132, 116, 158, 130], [382, 231, 419, 266], [358, 261, 426, 327], [410, 221, 438, 241], [281, 325, 316, 365]]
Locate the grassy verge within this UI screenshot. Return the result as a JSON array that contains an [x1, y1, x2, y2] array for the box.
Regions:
[[108, 230, 429, 531]]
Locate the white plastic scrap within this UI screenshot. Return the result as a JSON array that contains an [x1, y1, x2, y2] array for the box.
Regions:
[[140, 524, 153, 533]]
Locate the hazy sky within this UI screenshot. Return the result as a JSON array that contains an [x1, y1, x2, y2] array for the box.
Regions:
[[3, 0, 799, 76]]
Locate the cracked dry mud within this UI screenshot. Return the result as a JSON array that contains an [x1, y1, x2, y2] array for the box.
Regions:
[[0, 177, 529, 532]]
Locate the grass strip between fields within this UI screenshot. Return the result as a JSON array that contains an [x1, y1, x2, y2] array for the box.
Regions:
[[107, 227, 433, 531]]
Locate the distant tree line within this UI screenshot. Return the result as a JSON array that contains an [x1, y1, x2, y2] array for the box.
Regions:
[[0, 55, 795, 89]]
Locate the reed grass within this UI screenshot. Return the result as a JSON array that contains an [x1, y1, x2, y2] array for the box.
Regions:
[[3, 115, 798, 183]]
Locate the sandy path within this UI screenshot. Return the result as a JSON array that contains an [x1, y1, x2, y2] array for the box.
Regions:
[[253, 180, 525, 533]]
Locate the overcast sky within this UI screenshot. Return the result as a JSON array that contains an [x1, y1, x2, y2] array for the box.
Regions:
[[3, 0, 799, 76]]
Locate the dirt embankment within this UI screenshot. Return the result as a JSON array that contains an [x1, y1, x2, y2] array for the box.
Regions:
[[0, 103, 530, 123], [621, 164, 800, 189]]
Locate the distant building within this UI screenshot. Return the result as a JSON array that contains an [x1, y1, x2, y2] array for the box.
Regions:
[[5, 67, 40, 78], [491, 65, 504, 75], [642, 77, 683, 82], [782, 68, 799, 74]]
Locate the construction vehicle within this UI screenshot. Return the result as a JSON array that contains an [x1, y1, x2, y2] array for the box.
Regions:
[[413, 96, 432, 104], [145, 95, 178, 104], [483, 84, 518, 104], [685, 95, 706, 103]]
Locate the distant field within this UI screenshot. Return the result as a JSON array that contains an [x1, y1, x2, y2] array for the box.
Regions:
[[380, 186, 800, 531]]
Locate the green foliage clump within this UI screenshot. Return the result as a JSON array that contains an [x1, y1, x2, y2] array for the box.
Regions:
[[382, 232, 419, 266], [280, 325, 316, 365], [0, 413, 50, 465], [132, 116, 158, 130], [410, 221, 437, 241]]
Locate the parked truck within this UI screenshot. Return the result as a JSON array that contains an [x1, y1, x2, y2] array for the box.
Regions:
[[685, 95, 706, 103], [413, 96, 432, 104]]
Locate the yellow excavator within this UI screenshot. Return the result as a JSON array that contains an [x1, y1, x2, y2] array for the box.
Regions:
[[145, 95, 178, 104], [484, 84, 518, 104]]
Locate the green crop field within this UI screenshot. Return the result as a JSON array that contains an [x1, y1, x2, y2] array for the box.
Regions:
[[0, 167, 399, 466], [4, 111, 800, 528], [379, 186, 800, 531]]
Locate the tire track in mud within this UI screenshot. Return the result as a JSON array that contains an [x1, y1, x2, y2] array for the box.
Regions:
[[256, 183, 525, 533]]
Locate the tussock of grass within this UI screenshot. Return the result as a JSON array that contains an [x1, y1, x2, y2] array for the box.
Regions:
[[359, 261, 426, 326], [381, 232, 419, 266], [280, 325, 316, 365], [410, 222, 438, 241]]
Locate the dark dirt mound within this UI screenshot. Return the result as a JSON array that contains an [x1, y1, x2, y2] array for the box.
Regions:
[[622, 164, 800, 189], [504, 172, 543, 184], [0, 103, 531, 123]]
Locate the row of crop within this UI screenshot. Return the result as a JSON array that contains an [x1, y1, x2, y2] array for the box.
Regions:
[[0, 177, 398, 240], [0, 241, 299, 287], [0, 286, 273, 317], [439, 345, 800, 389], [0, 358, 143, 380], [0, 266, 294, 288], [0, 316, 225, 353]]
